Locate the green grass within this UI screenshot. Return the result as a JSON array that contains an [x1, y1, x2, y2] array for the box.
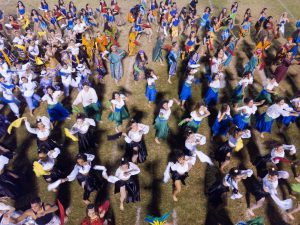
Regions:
[[1, 0, 300, 224]]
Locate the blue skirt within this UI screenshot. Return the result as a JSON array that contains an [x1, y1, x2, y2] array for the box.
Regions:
[[205, 88, 218, 106], [145, 85, 157, 102], [255, 113, 273, 133], [233, 114, 249, 130], [277, 115, 298, 127], [48, 103, 70, 122], [212, 117, 232, 136], [180, 83, 192, 101]]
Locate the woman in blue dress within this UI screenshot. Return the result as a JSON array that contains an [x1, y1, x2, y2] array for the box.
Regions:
[[68, 1, 77, 17], [277, 96, 300, 129], [41, 86, 70, 123], [212, 104, 232, 138], [255, 97, 299, 138], [233, 97, 263, 130], [243, 49, 261, 75], [134, 11, 143, 39], [221, 18, 233, 42], [16, 1, 26, 18], [224, 35, 237, 67], [145, 69, 158, 107], [200, 7, 211, 28], [66, 12, 75, 30], [168, 42, 180, 84], [205, 73, 221, 107], [179, 68, 197, 109], [40, 0, 49, 12]]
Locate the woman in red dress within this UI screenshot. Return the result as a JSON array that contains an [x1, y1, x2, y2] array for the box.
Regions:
[[81, 201, 110, 225]]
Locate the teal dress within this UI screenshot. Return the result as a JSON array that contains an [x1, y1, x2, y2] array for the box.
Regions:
[[108, 97, 129, 126], [108, 50, 126, 80], [154, 101, 173, 139]]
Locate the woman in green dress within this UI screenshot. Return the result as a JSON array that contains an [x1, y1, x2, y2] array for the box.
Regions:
[[108, 92, 129, 132], [154, 100, 174, 144]]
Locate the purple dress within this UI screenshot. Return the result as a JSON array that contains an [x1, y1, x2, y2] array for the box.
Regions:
[[274, 58, 292, 83]]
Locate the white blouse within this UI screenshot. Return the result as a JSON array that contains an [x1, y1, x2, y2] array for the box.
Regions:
[[170, 160, 189, 175], [111, 94, 126, 109], [147, 75, 157, 85], [158, 100, 173, 120], [115, 162, 140, 181], [125, 123, 149, 143], [211, 55, 227, 74], [238, 76, 253, 87], [25, 117, 51, 139], [236, 105, 257, 118], [190, 110, 205, 122], [42, 91, 62, 105], [20, 81, 37, 97], [38, 148, 60, 171], [70, 118, 96, 135], [185, 133, 206, 151], [209, 80, 221, 89], [271, 145, 296, 164], [185, 75, 194, 84], [264, 80, 278, 90], [73, 87, 98, 107], [0, 155, 9, 171], [73, 23, 86, 33], [67, 154, 95, 181], [263, 171, 289, 195], [266, 103, 293, 119]]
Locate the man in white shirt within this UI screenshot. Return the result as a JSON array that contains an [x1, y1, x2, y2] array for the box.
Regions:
[[73, 82, 101, 122]]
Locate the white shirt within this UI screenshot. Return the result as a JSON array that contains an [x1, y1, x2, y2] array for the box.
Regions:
[[185, 133, 206, 151], [158, 100, 173, 120], [25, 117, 51, 139], [67, 154, 95, 181], [209, 79, 221, 89], [147, 75, 158, 85], [170, 161, 189, 175], [71, 118, 96, 134], [236, 105, 257, 118], [67, 44, 81, 55], [0, 83, 15, 100], [238, 76, 253, 87], [73, 87, 98, 107], [264, 80, 278, 91], [20, 81, 37, 97], [185, 75, 194, 84], [73, 23, 86, 33], [266, 103, 293, 119], [271, 145, 296, 164], [115, 162, 140, 181], [42, 91, 62, 105], [211, 55, 227, 74], [38, 148, 60, 171], [263, 171, 289, 195], [28, 45, 39, 56], [190, 110, 205, 122], [0, 155, 9, 171], [125, 123, 149, 143], [60, 66, 74, 85], [12, 36, 25, 45], [111, 94, 126, 109]]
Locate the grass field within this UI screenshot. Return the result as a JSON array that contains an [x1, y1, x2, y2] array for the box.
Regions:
[[1, 0, 300, 224]]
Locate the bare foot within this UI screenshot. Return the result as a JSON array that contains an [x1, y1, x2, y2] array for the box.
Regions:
[[115, 127, 120, 133], [147, 103, 152, 108], [155, 138, 161, 144], [286, 213, 295, 221], [180, 106, 185, 110], [172, 195, 178, 202], [295, 176, 300, 183], [120, 204, 124, 211], [168, 79, 172, 84], [260, 133, 264, 138], [30, 112, 34, 117]]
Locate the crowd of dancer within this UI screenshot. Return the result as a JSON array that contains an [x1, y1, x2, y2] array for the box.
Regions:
[[0, 0, 299, 224]]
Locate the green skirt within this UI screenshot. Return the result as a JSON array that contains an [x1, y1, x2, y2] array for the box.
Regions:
[[154, 117, 169, 139], [108, 107, 129, 126], [186, 120, 200, 133]]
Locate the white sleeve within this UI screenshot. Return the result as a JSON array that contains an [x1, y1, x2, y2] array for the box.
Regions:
[[139, 124, 150, 135], [283, 144, 296, 155], [86, 118, 96, 127], [90, 88, 98, 103], [129, 162, 140, 175], [25, 121, 37, 134], [48, 148, 61, 159], [168, 100, 174, 108], [124, 136, 132, 143], [40, 116, 51, 129], [67, 165, 80, 181]]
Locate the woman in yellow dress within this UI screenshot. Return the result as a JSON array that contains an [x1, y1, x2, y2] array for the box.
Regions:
[[255, 35, 270, 70], [44, 44, 60, 77], [128, 26, 138, 56], [82, 32, 95, 61]]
